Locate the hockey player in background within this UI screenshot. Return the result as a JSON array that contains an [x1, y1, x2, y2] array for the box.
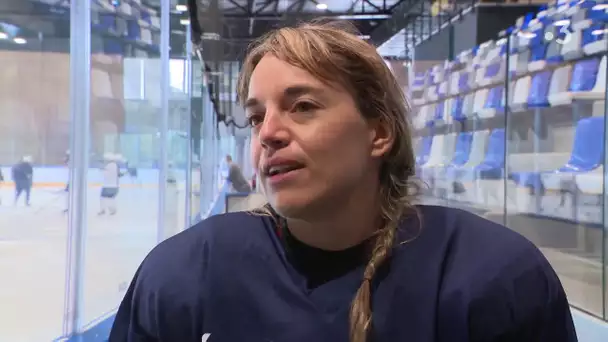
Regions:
[[98, 153, 123, 215], [12, 155, 33, 206]]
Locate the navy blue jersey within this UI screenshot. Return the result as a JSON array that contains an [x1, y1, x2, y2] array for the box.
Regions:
[[109, 205, 577, 342]]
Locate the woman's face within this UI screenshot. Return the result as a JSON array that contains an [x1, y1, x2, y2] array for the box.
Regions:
[[247, 54, 388, 219]]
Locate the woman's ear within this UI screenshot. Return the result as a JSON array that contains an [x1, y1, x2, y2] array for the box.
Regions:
[[369, 118, 394, 158]]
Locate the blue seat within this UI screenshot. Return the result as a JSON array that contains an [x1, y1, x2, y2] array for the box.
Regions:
[[527, 70, 553, 108], [458, 73, 470, 93], [448, 129, 505, 182], [451, 97, 466, 121], [510, 117, 605, 190], [476, 129, 506, 179], [416, 136, 434, 166], [570, 58, 600, 92], [126, 19, 142, 41], [445, 133, 473, 172], [554, 116, 605, 173], [96, 13, 117, 31], [484, 63, 502, 79], [484, 85, 505, 112]]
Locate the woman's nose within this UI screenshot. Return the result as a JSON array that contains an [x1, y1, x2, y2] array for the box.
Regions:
[[258, 111, 290, 150]]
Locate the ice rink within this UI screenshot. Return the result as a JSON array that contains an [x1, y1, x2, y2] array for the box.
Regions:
[[0, 184, 186, 342]]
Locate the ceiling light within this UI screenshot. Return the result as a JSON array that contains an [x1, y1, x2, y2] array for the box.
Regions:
[[316, 3, 328, 10], [180, 18, 190, 25], [176, 4, 187, 12], [13, 37, 26, 44], [0, 32, 7, 39]]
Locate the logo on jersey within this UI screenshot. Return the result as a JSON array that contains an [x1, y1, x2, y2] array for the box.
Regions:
[[202, 333, 211, 341]]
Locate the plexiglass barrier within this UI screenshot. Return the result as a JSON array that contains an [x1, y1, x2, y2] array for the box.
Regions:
[[406, 0, 608, 321]]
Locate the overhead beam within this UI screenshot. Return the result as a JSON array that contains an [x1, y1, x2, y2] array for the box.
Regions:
[[222, 12, 392, 20], [369, 0, 423, 47]]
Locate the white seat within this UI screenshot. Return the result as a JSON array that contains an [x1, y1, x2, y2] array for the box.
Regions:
[[424, 103, 437, 126], [462, 92, 476, 119], [413, 106, 429, 130], [471, 88, 489, 117], [448, 71, 461, 96], [426, 84, 439, 102], [575, 166, 604, 195], [421, 133, 457, 177], [120, 2, 132, 16], [510, 75, 532, 112], [547, 65, 573, 107]]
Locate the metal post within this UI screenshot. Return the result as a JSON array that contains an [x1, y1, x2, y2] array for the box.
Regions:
[[157, 0, 170, 242], [63, 0, 91, 335], [184, 24, 193, 229]]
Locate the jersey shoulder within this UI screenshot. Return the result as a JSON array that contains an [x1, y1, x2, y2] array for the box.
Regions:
[[137, 212, 273, 286], [416, 206, 574, 340]]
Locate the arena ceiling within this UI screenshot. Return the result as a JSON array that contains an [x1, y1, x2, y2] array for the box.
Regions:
[[185, 0, 416, 61]]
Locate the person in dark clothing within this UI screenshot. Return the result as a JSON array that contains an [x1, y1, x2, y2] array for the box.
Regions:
[[110, 21, 576, 342], [0, 167, 4, 205], [12, 155, 33, 206], [225, 154, 252, 193]]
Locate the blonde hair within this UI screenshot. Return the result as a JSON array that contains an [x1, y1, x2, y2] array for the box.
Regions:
[[237, 20, 419, 342]]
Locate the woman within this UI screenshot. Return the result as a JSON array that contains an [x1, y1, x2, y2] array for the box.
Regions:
[[110, 21, 576, 342]]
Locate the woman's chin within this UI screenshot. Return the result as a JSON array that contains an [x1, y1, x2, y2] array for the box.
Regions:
[[268, 191, 313, 219]]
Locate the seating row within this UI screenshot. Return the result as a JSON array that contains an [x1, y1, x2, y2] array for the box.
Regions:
[[409, 0, 608, 225], [411, 0, 608, 106], [413, 55, 606, 129], [415, 116, 605, 223], [31, 0, 161, 52]]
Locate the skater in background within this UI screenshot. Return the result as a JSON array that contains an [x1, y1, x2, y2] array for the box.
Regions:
[[12, 155, 33, 206], [125, 160, 138, 184], [98, 153, 123, 215], [225, 154, 251, 193]]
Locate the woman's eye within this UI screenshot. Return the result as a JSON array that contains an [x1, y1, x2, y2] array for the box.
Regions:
[[247, 114, 263, 127], [292, 101, 317, 112]]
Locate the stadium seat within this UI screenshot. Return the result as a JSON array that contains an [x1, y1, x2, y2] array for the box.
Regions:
[[546, 65, 573, 107], [446, 130, 490, 183], [527, 70, 553, 108], [479, 62, 504, 87], [450, 96, 466, 122], [548, 56, 606, 106], [420, 133, 457, 181], [582, 3, 608, 55], [525, 17, 549, 72], [433, 132, 474, 195], [411, 73, 426, 92], [510, 75, 532, 112], [477, 85, 505, 118], [472, 88, 490, 117], [449, 129, 505, 184], [462, 92, 476, 119], [575, 166, 603, 196], [415, 136, 434, 166], [560, 14, 587, 61], [541, 116, 605, 190]]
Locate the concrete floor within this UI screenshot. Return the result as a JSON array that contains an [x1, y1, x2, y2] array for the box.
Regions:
[[0, 185, 186, 342]]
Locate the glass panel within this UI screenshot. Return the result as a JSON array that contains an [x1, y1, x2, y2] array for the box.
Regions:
[[80, 0, 164, 325], [504, 0, 607, 318], [0, 4, 69, 340], [406, 0, 608, 320]]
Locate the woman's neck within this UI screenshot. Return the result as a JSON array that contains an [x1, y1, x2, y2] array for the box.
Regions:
[[285, 183, 382, 251]]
